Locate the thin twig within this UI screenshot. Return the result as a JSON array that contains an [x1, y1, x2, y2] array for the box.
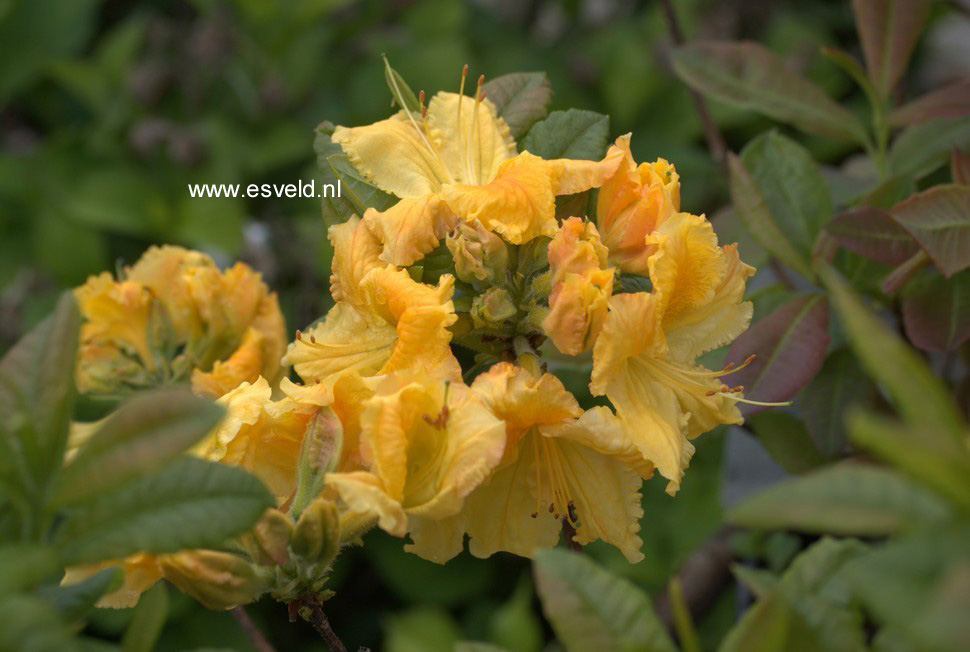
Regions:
[[231, 606, 278, 652], [659, 0, 728, 168], [292, 596, 348, 652]]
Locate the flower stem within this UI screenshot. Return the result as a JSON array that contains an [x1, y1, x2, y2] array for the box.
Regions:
[[292, 595, 347, 652], [231, 607, 277, 652]]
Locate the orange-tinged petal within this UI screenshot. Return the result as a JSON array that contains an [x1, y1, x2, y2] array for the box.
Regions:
[[191, 327, 267, 399], [62, 553, 163, 609], [329, 216, 384, 304], [362, 194, 458, 266]]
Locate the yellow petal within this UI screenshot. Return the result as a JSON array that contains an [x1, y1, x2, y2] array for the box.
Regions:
[[405, 514, 468, 564], [540, 435, 644, 563], [75, 274, 155, 376], [547, 218, 610, 283], [191, 327, 267, 399], [328, 216, 384, 303], [128, 245, 216, 339], [548, 137, 628, 195], [543, 270, 613, 356], [332, 114, 452, 198], [441, 151, 558, 244], [362, 194, 458, 266], [590, 292, 665, 395], [62, 553, 163, 609], [425, 91, 516, 185], [327, 471, 408, 536], [283, 302, 398, 385]]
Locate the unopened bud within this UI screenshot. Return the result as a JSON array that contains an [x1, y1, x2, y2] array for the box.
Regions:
[[292, 497, 340, 566], [160, 550, 268, 610], [290, 407, 343, 518], [471, 287, 517, 329], [446, 221, 509, 284], [241, 508, 294, 566]]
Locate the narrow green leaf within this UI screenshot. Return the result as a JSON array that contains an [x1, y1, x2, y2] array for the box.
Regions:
[[482, 72, 552, 140], [40, 567, 124, 623], [0, 595, 80, 652], [731, 564, 779, 600], [533, 548, 677, 652], [825, 207, 919, 265], [725, 294, 830, 411], [121, 583, 169, 652], [382, 54, 420, 113], [740, 131, 833, 262], [719, 592, 814, 652], [953, 146, 970, 185], [890, 116, 970, 179], [889, 184, 970, 277], [819, 263, 965, 438], [902, 268, 970, 351], [55, 388, 225, 507], [54, 457, 273, 565], [671, 41, 868, 143], [314, 122, 397, 227], [889, 79, 970, 126], [843, 526, 970, 652], [519, 109, 609, 161], [728, 153, 814, 278], [852, 0, 932, 99], [0, 544, 60, 592], [781, 537, 868, 597], [746, 412, 827, 473], [820, 46, 878, 108], [848, 410, 970, 513], [0, 292, 79, 497], [728, 463, 952, 535], [798, 349, 876, 457]]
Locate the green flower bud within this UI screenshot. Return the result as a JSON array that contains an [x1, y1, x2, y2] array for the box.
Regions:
[[160, 550, 268, 610], [240, 508, 294, 566], [471, 287, 517, 330], [446, 222, 509, 284], [291, 497, 340, 567]]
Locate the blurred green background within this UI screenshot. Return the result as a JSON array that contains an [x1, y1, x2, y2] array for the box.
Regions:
[[0, 0, 956, 649]]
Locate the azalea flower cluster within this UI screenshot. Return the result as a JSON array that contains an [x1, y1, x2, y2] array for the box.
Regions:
[[71, 69, 755, 608]]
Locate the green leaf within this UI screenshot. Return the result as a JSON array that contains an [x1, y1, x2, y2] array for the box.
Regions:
[[847, 410, 970, 513], [890, 116, 970, 179], [384, 607, 461, 652], [314, 122, 397, 227], [455, 644, 511, 652], [383, 54, 420, 113], [819, 46, 877, 108], [719, 592, 817, 652], [533, 548, 677, 652], [670, 41, 868, 144], [889, 184, 970, 277], [728, 463, 952, 535], [953, 146, 970, 185], [482, 72, 552, 140], [519, 109, 609, 161], [852, 0, 932, 99], [825, 207, 919, 265], [902, 268, 970, 351], [739, 132, 833, 260], [0, 292, 79, 510], [120, 583, 168, 652], [0, 544, 60, 592], [889, 79, 970, 126], [54, 457, 273, 565], [41, 567, 124, 623], [728, 153, 814, 278], [819, 263, 965, 438], [55, 388, 225, 507], [731, 564, 779, 600], [725, 294, 830, 411], [746, 412, 827, 474], [798, 349, 876, 457], [0, 595, 80, 652], [844, 525, 970, 652], [489, 574, 542, 652]]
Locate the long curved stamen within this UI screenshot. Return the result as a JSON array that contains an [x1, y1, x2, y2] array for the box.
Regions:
[[466, 74, 485, 184], [677, 354, 757, 378]]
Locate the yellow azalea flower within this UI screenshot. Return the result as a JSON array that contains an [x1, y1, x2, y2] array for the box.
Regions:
[[542, 218, 615, 355], [324, 371, 506, 544], [283, 264, 459, 386], [596, 134, 680, 275], [75, 245, 285, 398], [404, 362, 647, 563], [62, 553, 163, 609], [332, 79, 628, 264], [591, 212, 755, 494]]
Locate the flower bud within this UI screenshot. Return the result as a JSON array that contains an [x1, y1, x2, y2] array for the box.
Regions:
[[240, 508, 294, 566], [292, 497, 340, 566], [547, 218, 609, 285], [160, 550, 268, 610], [596, 135, 679, 275], [471, 287, 517, 329], [446, 221, 509, 284], [542, 269, 613, 355]]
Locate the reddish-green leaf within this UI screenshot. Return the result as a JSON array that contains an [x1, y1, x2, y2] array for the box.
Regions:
[[902, 269, 970, 352], [670, 41, 868, 143], [798, 349, 876, 458], [725, 295, 830, 413], [482, 72, 552, 140], [889, 116, 970, 179], [889, 184, 970, 277], [825, 207, 920, 265], [953, 147, 970, 185], [728, 153, 814, 279], [889, 79, 970, 126], [852, 0, 932, 99]]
